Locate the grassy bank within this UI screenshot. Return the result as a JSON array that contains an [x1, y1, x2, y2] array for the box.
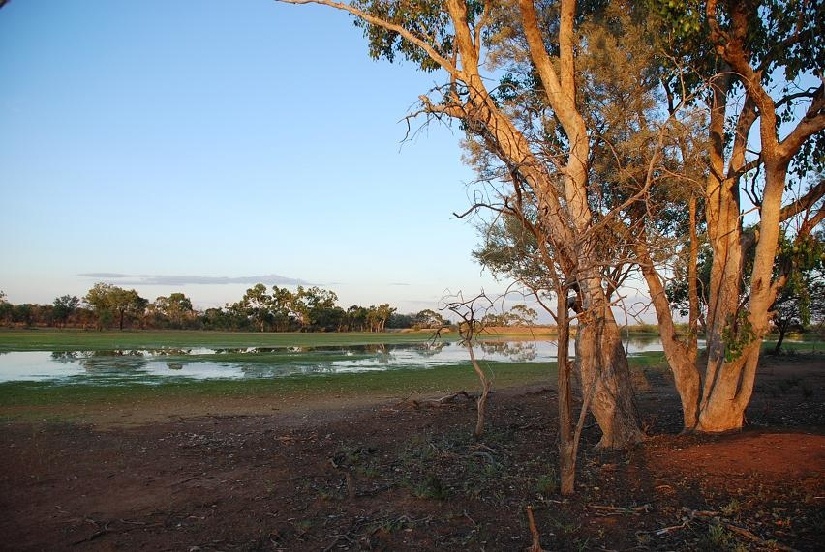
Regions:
[[0, 361, 552, 406], [0, 329, 453, 352], [0, 351, 671, 418], [0, 329, 676, 422]]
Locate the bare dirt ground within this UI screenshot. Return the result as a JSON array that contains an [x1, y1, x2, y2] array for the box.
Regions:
[[1, 354, 823, 551]]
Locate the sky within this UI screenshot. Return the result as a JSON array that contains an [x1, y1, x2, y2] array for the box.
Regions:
[[0, 0, 513, 315]]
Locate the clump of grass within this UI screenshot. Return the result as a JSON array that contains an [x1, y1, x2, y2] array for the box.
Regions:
[[536, 470, 559, 495], [720, 499, 741, 517], [697, 522, 748, 552], [413, 474, 447, 500]]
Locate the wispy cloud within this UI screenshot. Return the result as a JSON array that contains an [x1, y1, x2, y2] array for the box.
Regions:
[[79, 272, 131, 278], [78, 274, 311, 286]]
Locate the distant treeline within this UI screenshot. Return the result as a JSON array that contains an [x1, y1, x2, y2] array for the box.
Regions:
[[0, 283, 538, 333], [3, 284, 724, 336], [0, 283, 450, 332]]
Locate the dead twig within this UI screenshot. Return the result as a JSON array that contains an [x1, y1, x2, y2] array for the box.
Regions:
[[723, 523, 800, 552], [653, 509, 715, 536], [526, 506, 546, 552], [589, 504, 652, 516], [397, 391, 477, 409], [654, 519, 690, 536]]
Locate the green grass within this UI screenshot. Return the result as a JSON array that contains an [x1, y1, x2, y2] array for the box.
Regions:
[[0, 329, 672, 419], [0, 361, 553, 409], [762, 338, 824, 354], [0, 352, 671, 412], [0, 329, 452, 352]]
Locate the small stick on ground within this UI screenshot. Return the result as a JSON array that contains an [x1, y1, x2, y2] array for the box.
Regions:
[[526, 506, 545, 552]]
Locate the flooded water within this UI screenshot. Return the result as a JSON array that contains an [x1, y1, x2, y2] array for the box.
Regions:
[[0, 336, 666, 385]]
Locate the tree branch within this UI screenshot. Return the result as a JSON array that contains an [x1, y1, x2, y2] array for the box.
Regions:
[[779, 80, 825, 161], [276, 0, 460, 76], [779, 178, 825, 223]]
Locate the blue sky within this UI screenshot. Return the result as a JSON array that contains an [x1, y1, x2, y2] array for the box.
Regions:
[[0, 0, 509, 314]]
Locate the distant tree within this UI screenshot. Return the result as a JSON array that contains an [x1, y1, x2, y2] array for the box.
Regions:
[[11, 304, 33, 327], [84, 283, 115, 330], [386, 312, 414, 329], [52, 295, 79, 328], [153, 293, 196, 329], [479, 305, 537, 327], [367, 304, 396, 333], [289, 286, 339, 331], [301, 286, 341, 331], [271, 286, 296, 331], [347, 305, 369, 332], [413, 309, 446, 330], [317, 305, 347, 332], [509, 304, 537, 326], [241, 284, 273, 332], [83, 282, 147, 330], [771, 232, 824, 352], [224, 300, 254, 331], [114, 288, 147, 330], [0, 291, 9, 326], [74, 306, 96, 329], [480, 312, 506, 327], [811, 279, 825, 327], [201, 307, 243, 331]]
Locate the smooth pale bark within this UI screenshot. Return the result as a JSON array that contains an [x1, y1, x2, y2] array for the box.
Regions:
[[636, 243, 701, 429], [675, 0, 825, 433], [519, 0, 642, 449]]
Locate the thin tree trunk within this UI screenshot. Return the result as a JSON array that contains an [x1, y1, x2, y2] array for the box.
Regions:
[[557, 290, 574, 494], [635, 238, 701, 429], [774, 322, 788, 353], [466, 342, 491, 439]]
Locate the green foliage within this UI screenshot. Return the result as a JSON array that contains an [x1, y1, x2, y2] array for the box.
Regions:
[[771, 230, 825, 350], [152, 292, 195, 329], [722, 311, 756, 363], [536, 470, 559, 495], [412, 308, 445, 329], [83, 282, 147, 330], [386, 311, 415, 329], [481, 304, 538, 327], [351, 0, 453, 72], [51, 295, 79, 326]]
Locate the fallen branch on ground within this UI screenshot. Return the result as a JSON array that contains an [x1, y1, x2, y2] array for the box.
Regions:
[[723, 522, 800, 552], [397, 391, 478, 409], [589, 504, 652, 516]]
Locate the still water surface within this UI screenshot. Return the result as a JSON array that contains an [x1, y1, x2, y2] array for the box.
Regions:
[[0, 337, 666, 385]]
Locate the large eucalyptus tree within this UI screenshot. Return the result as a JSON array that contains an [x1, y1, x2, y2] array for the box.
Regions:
[[280, 0, 645, 448], [637, 0, 825, 432]]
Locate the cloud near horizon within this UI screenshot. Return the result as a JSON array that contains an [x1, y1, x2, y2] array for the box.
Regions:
[[78, 273, 311, 286]]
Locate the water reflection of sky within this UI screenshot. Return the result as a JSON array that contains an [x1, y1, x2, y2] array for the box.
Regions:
[[0, 337, 668, 385]]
